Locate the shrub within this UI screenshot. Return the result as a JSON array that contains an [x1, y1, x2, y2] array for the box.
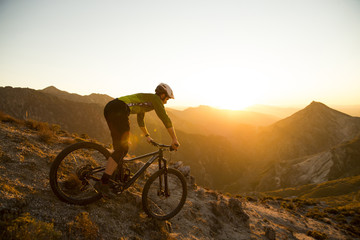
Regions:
[[25, 119, 45, 131], [350, 215, 360, 227], [245, 196, 257, 202], [3, 212, 61, 240], [25, 119, 55, 144], [80, 133, 90, 139], [281, 201, 295, 211], [292, 198, 316, 207], [306, 208, 330, 222], [334, 214, 347, 224], [325, 207, 340, 215], [67, 212, 100, 240], [51, 124, 62, 134], [0, 111, 19, 123], [307, 230, 327, 240], [0, 183, 21, 196], [38, 130, 54, 144]]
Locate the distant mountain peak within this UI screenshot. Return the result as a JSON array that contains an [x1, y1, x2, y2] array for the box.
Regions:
[[307, 101, 329, 109], [302, 101, 350, 118], [43, 86, 58, 90], [309, 100, 324, 105], [40, 85, 113, 106], [302, 101, 331, 114], [43, 86, 61, 91], [42, 86, 66, 95]]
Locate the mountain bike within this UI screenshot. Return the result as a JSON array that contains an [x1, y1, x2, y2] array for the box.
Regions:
[[49, 140, 187, 220]]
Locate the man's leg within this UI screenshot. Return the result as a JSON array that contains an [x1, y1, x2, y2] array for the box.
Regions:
[[105, 157, 118, 175], [95, 130, 129, 198], [100, 156, 118, 185], [96, 99, 129, 197]]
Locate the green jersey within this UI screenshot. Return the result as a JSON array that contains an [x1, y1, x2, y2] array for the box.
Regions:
[[118, 93, 172, 128]]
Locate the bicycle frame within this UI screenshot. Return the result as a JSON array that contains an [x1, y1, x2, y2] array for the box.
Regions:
[[123, 149, 167, 189], [91, 147, 169, 191]]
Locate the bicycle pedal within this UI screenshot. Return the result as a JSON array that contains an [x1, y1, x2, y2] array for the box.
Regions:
[[111, 183, 125, 193]]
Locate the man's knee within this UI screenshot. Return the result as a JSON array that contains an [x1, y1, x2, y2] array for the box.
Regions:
[[111, 147, 128, 164]]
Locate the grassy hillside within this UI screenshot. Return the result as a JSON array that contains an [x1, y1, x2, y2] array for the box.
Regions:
[[252, 176, 360, 237], [264, 175, 360, 208]]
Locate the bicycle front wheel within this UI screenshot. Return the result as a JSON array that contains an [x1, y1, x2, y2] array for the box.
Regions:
[[142, 168, 187, 220], [49, 142, 110, 205]]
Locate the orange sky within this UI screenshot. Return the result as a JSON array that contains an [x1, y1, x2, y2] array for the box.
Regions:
[[1, 0, 359, 110]]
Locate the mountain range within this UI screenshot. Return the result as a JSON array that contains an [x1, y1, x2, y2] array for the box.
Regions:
[[253, 102, 360, 191], [1, 86, 360, 195]]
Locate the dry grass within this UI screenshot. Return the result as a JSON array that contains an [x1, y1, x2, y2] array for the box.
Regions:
[[25, 120, 55, 143], [67, 212, 100, 240], [1, 111, 99, 147], [2, 212, 62, 240], [0, 111, 20, 124], [0, 183, 21, 196], [307, 230, 328, 240]]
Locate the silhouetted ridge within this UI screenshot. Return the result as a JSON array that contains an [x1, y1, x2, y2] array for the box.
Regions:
[[281, 101, 352, 126], [42, 86, 60, 92], [301, 101, 351, 118], [41, 86, 113, 106], [305, 101, 329, 110], [309, 100, 325, 106]]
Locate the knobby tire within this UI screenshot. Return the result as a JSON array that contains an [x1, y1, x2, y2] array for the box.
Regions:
[[142, 168, 187, 220], [49, 142, 110, 205]]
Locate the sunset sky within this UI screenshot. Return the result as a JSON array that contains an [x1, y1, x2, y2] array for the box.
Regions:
[[0, 0, 359, 110]]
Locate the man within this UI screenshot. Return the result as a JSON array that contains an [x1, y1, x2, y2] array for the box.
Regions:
[[94, 83, 180, 198]]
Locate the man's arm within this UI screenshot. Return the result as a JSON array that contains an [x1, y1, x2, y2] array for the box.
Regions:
[[137, 113, 145, 128], [139, 126, 153, 143], [137, 113, 153, 143], [167, 127, 180, 150]]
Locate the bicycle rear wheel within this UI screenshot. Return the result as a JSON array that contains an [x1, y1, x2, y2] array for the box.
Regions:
[[142, 168, 187, 220], [49, 142, 110, 205]]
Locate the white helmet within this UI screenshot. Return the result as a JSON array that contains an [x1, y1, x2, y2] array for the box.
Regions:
[[155, 83, 174, 99]]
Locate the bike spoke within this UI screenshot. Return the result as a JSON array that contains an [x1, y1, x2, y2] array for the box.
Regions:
[[143, 169, 187, 220], [55, 147, 105, 200]]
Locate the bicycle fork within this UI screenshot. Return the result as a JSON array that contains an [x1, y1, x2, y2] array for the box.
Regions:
[[158, 158, 170, 197]]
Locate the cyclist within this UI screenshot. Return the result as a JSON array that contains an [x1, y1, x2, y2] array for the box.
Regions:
[[94, 83, 180, 198]]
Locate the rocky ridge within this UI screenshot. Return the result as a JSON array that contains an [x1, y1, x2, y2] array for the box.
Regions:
[[256, 134, 360, 191], [0, 86, 109, 142], [41, 86, 113, 106]]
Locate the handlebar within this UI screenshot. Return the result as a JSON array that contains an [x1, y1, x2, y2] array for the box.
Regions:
[[149, 140, 178, 151]]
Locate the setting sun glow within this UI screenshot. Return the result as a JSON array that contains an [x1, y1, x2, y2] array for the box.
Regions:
[[1, 1, 360, 109], [206, 83, 264, 111]]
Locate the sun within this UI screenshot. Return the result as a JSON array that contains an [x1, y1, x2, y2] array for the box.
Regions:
[[205, 80, 264, 111], [209, 93, 259, 111], [214, 101, 254, 111], [176, 66, 269, 111]]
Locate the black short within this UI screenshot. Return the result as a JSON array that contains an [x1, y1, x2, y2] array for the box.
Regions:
[[104, 99, 130, 163]]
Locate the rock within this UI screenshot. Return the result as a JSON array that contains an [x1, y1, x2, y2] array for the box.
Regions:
[[172, 161, 183, 169], [178, 166, 190, 177], [264, 226, 276, 240]]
